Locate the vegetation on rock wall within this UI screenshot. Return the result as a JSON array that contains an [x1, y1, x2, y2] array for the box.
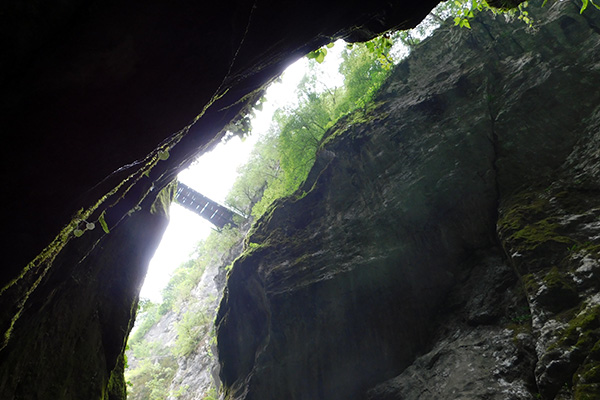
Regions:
[[499, 181, 600, 398], [125, 29, 405, 398], [443, 0, 599, 29], [225, 0, 594, 222], [226, 35, 395, 220], [124, 5, 519, 398], [125, 225, 243, 399], [217, 1, 600, 399], [128, 2, 600, 399]]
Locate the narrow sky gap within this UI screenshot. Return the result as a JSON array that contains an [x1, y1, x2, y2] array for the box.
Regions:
[[140, 44, 346, 302], [139, 18, 440, 301]]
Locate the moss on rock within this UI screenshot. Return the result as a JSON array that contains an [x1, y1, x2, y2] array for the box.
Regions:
[[106, 352, 127, 400], [573, 340, 600, 399], [511, 219, 573, 251], [534, 267, 579, 312], [521, 273, 540, 294]]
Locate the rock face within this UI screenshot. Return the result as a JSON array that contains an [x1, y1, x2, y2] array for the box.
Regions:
[[216, 2, 600, 399], [0, 1, 442, 398], [0, 184, 175, 399], [125, 221, 249, 400], [1, 0, 440, 290]]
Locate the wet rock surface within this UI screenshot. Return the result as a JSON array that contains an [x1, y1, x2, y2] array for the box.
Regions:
[[0, 1, 442, 398], [0, 184, 175, 400], [217, 2, 600, 399], [366, 250, 537, 400]]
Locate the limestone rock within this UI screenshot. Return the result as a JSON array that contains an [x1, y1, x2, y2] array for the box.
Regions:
[[0, 184, 175, 400], [0, 1, 442, 397], [216, 2, 600, 399]]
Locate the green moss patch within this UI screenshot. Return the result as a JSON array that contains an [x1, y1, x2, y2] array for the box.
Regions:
[[521, 273, 540, 294], [511, 219, 573, 251], [498, 191, 550, 232], [555, 305, 600, 350], [498, 191, 574, 255], [106, 352, 128, 400], [573, 340, 600, 399], [543, 267, 573, 290]]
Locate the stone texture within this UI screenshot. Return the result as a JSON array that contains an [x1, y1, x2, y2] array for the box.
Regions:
[[0, 183, 175, 400], [216, 2, 600, 399], [0, 1, 443, 397], [0, 0, 440, 285], [125, 220, 249, 400], [366, 250, 537, 400]]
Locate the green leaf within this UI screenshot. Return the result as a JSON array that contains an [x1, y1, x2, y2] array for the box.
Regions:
[[99, 211, 110, 233], [581, 0, 589, 13], [454, 16, 462, 26], [315, 50, 326, 63], [326, 42, 334, 48], [542, 0, 548, 6], [591, 0, 600, 10], [158, 150, 170, 160], [74, 229, 84, 237]]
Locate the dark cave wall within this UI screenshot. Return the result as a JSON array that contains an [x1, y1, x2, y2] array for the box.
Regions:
[[1, 0, 440, 282], [0, 1, 448, 398], [0, 183, 175, 400], [216, 2, 600, 399]]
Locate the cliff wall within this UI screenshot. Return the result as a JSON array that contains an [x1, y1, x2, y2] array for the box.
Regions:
[[0, 1, 442, 397], [216, 2, 600, 399], [0, 184, 175, 399]]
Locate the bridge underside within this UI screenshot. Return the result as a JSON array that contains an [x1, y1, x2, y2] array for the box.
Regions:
[[174, 182, 236, 229]]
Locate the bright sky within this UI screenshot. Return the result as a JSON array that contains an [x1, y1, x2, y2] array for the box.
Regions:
[[137, 6, 446, 302], [139, 42, 346, 302]]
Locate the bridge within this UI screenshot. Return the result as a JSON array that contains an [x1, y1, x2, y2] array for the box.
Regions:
[[174, 182, 237, 229]]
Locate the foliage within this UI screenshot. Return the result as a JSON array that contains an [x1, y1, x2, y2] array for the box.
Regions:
[[307, 42, 334, 63], [173, 307, 211, 357], [244, 0, 599, 222], [226, 132, 281, 215], [125, 338, 178, 400], [126, 224, 242, 398], [444, 0, 599, 30], [160, 225, 241, 312], [129, 301, 160, 344], [126, 354, 178, 400], [129, 11, 404, 397], [228, 39, 392, 220], [447, 0, 487, 29], [203, 385, 219, 400], [172, 384, 190, 398], [430, 0, 530, 30]]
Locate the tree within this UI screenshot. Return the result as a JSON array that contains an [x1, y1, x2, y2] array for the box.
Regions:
[[227, 37, 395, 220], [226, 131, 281, 215]]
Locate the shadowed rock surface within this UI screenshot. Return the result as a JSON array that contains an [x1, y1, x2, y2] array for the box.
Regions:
[[1, 0, 440, 280], [0, 183, 175, 399], [0, 1, 442, 398], [216, 2, 600, 399], [3, 0, 599, 399]]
